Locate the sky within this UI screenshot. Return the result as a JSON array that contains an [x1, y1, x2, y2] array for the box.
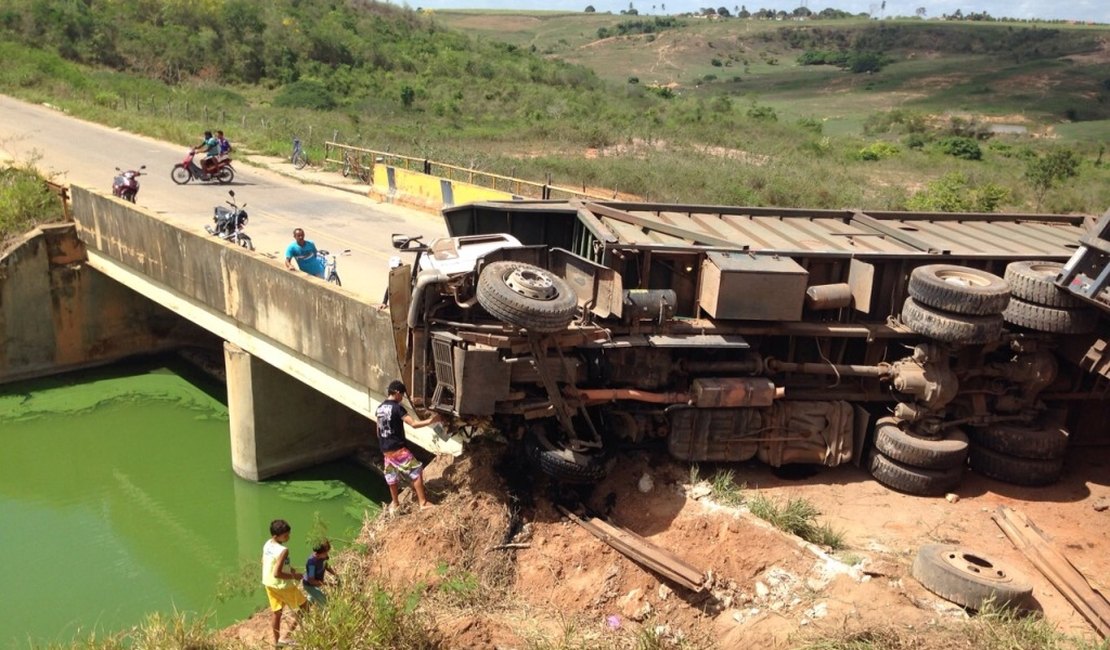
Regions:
[[394, 0, 1109, 24]]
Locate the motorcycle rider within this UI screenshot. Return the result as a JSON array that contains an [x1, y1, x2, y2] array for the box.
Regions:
[[194, 130, 220, 175], [285, 228, 326, 279]]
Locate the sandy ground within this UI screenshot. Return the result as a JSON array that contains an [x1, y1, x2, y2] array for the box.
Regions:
[[220, 435, 1109, 649]]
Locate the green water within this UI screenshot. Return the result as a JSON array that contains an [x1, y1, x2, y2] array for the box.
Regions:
[[0, 360, 387, 649]]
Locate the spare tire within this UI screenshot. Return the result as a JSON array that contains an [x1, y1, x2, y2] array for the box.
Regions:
[[912, 544, 1035, 611], [908, 265, 1010, 315], [477, 261, 578, 333], [901, 298, 1003, 345], [1002, 298, 1097, 334], [524, 426, 609, 485], [1004, 260, 1082, 308], [873, 418, 969, 470]]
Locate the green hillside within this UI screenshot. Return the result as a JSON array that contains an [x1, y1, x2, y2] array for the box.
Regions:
[[1, 1, 1108, 213]]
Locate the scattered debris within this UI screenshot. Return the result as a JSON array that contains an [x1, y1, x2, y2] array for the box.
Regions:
[[945, 493, 960, 503], [993, 505, 1110, 639]]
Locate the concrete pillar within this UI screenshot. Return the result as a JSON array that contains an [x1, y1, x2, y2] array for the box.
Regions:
[[224, 342, 368, 481]]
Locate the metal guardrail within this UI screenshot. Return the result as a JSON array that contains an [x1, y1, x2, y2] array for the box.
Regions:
[[44, 180, 71, 222], [323, 141, 613, 201]]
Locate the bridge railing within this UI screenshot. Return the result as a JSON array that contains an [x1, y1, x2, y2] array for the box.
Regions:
[[322, 141, 613, 201]]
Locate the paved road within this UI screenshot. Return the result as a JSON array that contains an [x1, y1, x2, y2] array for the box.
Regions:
[[0, 94, 448, 300]]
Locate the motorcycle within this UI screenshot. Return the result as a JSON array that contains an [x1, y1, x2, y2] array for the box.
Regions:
[[205, 190, 253, 250], [171, 150, 235, 185], [112, 165, 145, 202]]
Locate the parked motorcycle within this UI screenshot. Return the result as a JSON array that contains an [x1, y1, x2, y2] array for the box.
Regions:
[[172, 150, 235, 185], [205, 190, 253, 250], [111, 165, 145, 202]]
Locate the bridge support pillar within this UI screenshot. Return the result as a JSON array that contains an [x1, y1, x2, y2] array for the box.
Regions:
[[224, 342, 367, 481]]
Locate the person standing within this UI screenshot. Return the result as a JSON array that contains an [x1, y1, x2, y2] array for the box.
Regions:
[[375, 380, 441, 513], [261, 519, 307, 647], [284, 228, 326, 279]]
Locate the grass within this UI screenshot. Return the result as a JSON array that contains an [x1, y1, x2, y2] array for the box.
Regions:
[[794, 602, 1109, 650], [709, 469, 746, 507], [0, 159, 62, 242], [747, 493, 846, 550]]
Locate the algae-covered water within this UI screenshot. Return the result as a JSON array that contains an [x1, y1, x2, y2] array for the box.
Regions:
[[0, 360, 387, 649]]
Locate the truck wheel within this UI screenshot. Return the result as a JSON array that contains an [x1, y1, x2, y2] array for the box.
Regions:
[[867, 450, 963, 496], [968, 422, 1068, 460], [908, 265, 1010, 315], [911, 544, 1034, 611], [873, 418, 969, 470], [901, 298, 1003, 345], [1002, 298, 1097, 334], [1004, 260, 1082, 308], [524, 426, 609, 485], [969, 445, 1064, 486], [478, 261, 578, 333]]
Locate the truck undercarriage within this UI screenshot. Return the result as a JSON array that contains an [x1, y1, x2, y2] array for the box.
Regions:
[[386, 202, 1110, 495]]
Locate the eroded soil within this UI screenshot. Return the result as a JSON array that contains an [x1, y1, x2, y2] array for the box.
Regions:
[[223, 439, 1109, 648]]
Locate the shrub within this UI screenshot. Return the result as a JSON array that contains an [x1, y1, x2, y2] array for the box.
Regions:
[[274, 79, 337, 110], [747, 104, 777, 121], [1, 165, 60, 240], [906, 172, 1010, 212], [627, 76, 640, 84], [856, 141, 900, 161], [936, 136, 982, 160], [1026, 148, 1081, 209], [903, 132, 928, 149], [797, 117, 823, 134]]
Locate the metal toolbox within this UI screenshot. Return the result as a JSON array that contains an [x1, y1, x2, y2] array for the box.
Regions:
[[698, 251, 808, 321]]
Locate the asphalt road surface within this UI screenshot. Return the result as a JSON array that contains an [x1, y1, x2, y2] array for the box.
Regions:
[[0, 94, 448, 301]]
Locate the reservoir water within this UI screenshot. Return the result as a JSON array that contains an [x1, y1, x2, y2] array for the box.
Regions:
[[0, 359, 386, 648]]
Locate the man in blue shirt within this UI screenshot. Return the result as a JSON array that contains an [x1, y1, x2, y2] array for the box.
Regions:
[[194, 130, 220, 174], [284, 228, 326, 278]]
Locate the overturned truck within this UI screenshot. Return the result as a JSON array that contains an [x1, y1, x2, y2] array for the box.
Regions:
[[386, 202, 1110, 496]]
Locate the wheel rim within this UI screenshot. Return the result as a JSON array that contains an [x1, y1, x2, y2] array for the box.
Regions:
[[942, 550, 1014, 585], [936, 269, 991, 288], [1027, 262, 1061, 279], [505, 267, 557, 300]]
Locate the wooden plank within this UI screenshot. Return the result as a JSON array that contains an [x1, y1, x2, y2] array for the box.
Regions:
[[558, 506, 705, 591], [993, 506, 1110, 639]]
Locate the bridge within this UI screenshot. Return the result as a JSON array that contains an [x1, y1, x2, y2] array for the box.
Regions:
[[1, 185, 458, 481]]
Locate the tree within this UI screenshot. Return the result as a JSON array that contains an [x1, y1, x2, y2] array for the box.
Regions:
[[1026, 148, 1080, 209], [915, 6, 927, 17], [584, 4, 596, 11], [717, 6, 731, 16]]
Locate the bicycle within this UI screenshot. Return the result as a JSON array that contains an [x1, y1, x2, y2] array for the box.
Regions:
[[341, 150, 371, 183], [291, 138, 308, 170]]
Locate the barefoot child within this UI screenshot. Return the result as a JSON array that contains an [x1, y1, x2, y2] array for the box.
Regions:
[[262, 519, 307, 646], [375, 380, 442, 512]]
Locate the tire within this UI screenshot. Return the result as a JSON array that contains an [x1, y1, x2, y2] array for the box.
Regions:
[[292, 151, 308, 170], [170, 165, 191, 185], [216, 166, 235, 184], [1002, 297, 1097, 334], [868, 450, 963, 496], [1004, 260, 1082, 308], [524, 427, 608, 485], [901, 297, 1003, 345], [477, 261, 578, 333], [968, 422, 1068, 460], [328, 272, 342, 286], [912, 544, 1034, 611], [236, 234, 254, 251], [873, 418, 969, 469], [908, 265, 1010, 316], [125, 191, 136, 203], [969, 445, 1064, 486]]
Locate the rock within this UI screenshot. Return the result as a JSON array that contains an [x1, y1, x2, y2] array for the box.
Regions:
[[1093, 496, 1109, 512], [945, 493, 960, 503], [638, 472, 655, 493], [658, 584, 672, 601], [691, 483, 713, 499], [755, 581, 770, 598]]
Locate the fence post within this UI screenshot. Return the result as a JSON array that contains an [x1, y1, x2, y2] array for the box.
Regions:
[[423, 159, 431, 174]]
